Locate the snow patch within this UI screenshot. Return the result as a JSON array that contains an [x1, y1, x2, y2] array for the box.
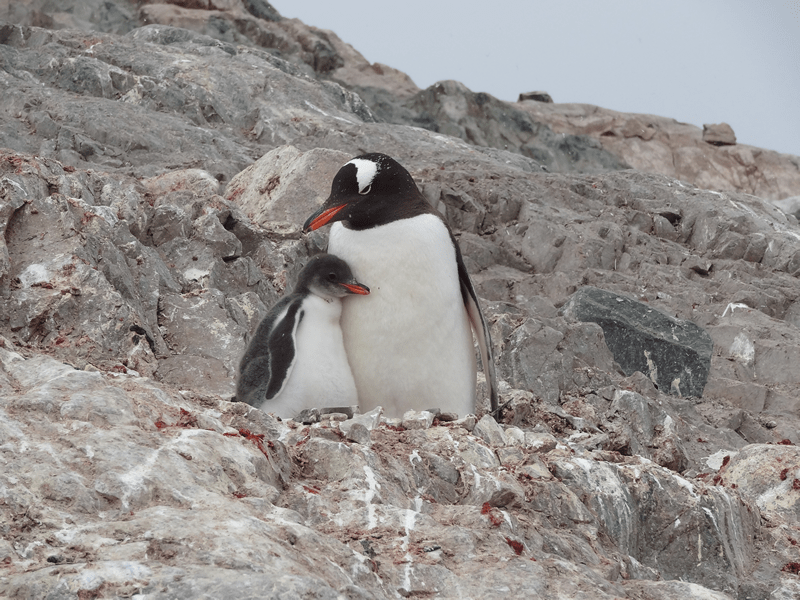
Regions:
[[18, 263, 50, 287], [729, 333, 754, 364], [184, 268, 210, 282]]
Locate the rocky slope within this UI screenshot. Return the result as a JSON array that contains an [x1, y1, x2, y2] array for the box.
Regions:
[[2, 2, 800, 599]]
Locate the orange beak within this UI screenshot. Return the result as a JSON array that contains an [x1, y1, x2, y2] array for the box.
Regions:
[[340, 283, 370, 295], [303, 204, 347, 232]]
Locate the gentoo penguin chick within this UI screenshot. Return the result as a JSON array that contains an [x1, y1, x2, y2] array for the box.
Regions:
[[236, 254, 370, 419], [302, 153, 498, 418]]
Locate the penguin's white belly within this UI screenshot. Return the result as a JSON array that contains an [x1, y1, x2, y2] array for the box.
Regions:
[[329, 214, 476, 417], [259, 295, 357, 419]]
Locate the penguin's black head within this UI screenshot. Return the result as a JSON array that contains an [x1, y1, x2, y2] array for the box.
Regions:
[[296, 254, 370, 299], [302, 153, 431, 232]]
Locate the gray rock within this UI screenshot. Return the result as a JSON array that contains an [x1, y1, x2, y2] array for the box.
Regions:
[[345, 422, 371, 445], [401, 409, 435, 430], [473, 414, 507, 446], [150, 204, 192, 246], [703, 122, 737, 146], [770, 195, 800, 220], [518, 91, 553, 103], [154, 355, 233, 397], [525, 431, 559, 453], [606, 390, 689, 471], [503, 425, 525, 446], [496, 445, 526, 466], [497, 316, 616, 403], [723, 444, 800, 521], [552, 455, 759, 594], [224, 291, 268, 343], [0, 168, 29, 299], [449, 414, 477, 431], [225, 146, 352, 227], [339, 406, 383, 435], [562, 286, 713, 398], [0, 22, 374, 182], [192, 212, 242, 260]]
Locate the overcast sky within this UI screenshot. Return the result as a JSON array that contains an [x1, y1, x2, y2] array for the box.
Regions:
[[270, 0, 800, 159]]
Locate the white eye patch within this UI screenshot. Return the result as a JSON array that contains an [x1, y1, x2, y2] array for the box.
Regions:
[[347, 158, 379, 194]]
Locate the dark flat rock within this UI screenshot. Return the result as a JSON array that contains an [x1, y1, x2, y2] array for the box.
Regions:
[[562, 286, 713, 397]]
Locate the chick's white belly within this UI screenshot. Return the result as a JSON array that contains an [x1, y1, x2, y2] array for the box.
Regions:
[[260, 296, 357, 419], [329, 216, 476, 417]]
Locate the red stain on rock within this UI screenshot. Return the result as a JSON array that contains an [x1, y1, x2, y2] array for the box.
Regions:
[[155, 408, 198, 430], [382, 424, 406, 432], [232, 427, 273, 458], [481, 502, 504, 526], [782, 562, 800, 574], [505, 537, 524, 555], [176, 408, 198, 428]]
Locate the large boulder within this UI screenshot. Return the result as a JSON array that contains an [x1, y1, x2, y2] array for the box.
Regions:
[[561, 286, 713, 398], [225, 146, 351, 227]]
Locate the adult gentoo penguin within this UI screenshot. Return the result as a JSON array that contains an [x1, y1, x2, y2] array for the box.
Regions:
[[302, 153, 498, 417], [236, 254, 370, 419]]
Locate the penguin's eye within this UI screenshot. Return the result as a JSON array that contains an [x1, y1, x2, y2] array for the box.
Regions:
[[327, 272, 337, 282], [358, 184, 371, 195]]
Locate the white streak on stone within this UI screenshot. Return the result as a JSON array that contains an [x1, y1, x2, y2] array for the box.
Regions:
[[363, 465, 381, 529], [470, 464, 482, 489], [303, 100, 353, 124], [721, 302, 749, 317], [501, 509, 513, 530], [1, 177, 27, 195], [401, 507, 417, 591], [671, 473, 697, 497]]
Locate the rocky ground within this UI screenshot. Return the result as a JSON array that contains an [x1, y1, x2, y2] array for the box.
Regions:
[[1, 2, 800, 599]]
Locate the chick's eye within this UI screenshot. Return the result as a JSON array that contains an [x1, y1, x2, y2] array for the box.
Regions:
[[327, 272, 337, 282], [359, 184, 371, 195]]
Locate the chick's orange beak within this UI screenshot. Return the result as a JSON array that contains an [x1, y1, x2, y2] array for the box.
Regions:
[[340, 283, 370, 295]]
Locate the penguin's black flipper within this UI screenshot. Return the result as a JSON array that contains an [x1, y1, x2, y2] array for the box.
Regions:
[[263, 299, 304, 401], [237, 295, 302, 406], [452, 236, 499, 413]]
